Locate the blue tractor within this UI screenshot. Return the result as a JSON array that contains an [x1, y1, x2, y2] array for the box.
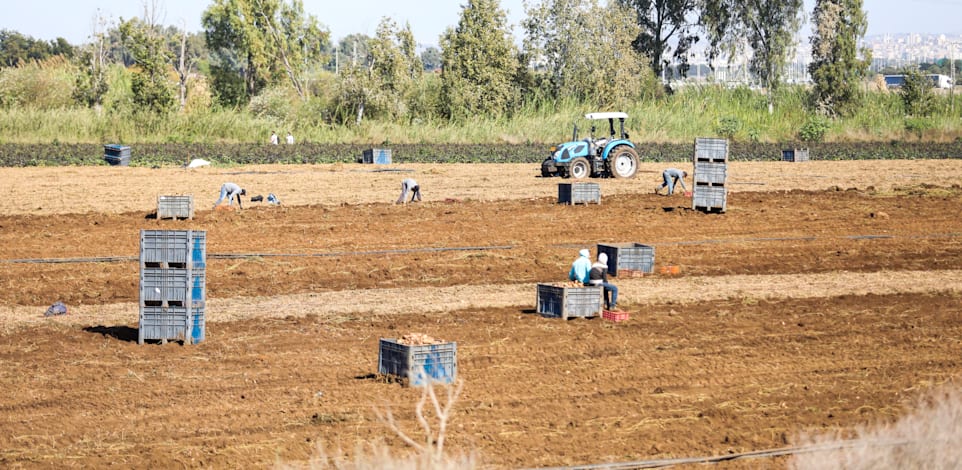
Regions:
[[541, 112, 639, 179]]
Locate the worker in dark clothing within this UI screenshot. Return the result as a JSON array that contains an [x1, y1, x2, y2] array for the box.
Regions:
[[214, 182, 246, 209], [589, 253, 618, 311], [655, 168, 688, 196]]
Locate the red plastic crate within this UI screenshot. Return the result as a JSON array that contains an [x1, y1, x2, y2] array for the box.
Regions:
[[603, 310, 630, 322]]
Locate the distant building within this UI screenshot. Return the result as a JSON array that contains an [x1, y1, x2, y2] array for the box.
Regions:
[[884, 74, 953, 89]]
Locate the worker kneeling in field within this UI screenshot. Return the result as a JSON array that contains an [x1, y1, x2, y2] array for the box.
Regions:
[[655, 168, 688, 196], [568, 248, 592, 284], [214, 182, 246, 209], [589, 253, 618, 311], [396, 178, 422, 204]]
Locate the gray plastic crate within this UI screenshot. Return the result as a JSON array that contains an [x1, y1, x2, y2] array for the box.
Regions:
[[536, 283, 603, 319], [558, 182, 601, 205], [692, 184, 727, 212], [138, 303, 204, 344], [157, 195, 194, 220], [140, 230, 206, 268], [694, 137, 729, 162], [140, 268, 205, 305], [362, 148, 392, 164], [103, 144, 131, 166], [378, 338, 457, 386], [693, 161, 727, 185], [597, 243, 655, 276], [782, 148, 809, 162]]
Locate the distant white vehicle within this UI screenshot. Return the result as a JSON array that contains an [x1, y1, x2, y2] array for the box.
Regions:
[[185, 158, 211, 168], [884, 73, 953, 89]]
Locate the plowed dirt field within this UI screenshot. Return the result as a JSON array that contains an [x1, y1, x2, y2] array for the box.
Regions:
[[1, 161, 961, 469]]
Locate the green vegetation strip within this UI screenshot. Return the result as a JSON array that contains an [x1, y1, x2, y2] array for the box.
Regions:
[[3, 141, 962, 167]]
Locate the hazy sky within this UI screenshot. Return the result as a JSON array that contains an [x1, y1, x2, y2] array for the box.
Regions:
[[2, 0, 960, 47]]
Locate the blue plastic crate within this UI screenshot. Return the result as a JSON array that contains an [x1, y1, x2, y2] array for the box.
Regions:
[[141, 230, 206, 268], [378, 338, 457, 386], [138, 303, 204, 344], [362, 148, 392, 164]]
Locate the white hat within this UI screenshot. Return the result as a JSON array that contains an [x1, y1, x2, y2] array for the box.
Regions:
[[579, 249, 590, 258], [598, 253, 608, 264]]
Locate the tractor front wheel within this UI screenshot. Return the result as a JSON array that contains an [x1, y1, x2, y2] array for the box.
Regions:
[[609, 146, 639, 179], [568, 157, 590, 179]]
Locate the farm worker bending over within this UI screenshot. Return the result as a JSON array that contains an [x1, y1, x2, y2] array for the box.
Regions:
[[589, 253, 618, 311], [655, 168, 688, 196], [568, 249, 592, 284], [396, 178, 422, 204], [214, 182, 246, 209]]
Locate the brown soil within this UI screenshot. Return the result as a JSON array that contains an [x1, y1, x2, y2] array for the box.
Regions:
[[1, 161, 961, 468]]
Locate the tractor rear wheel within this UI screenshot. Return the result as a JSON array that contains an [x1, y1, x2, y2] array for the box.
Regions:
[[568, 157, 590, 179], [609, 146, 639, 179]]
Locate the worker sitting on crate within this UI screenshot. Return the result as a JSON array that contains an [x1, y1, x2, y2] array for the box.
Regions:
[[589, 253, 618, 311], [213, 182, 247, 209], [568, 249, 592, 284]]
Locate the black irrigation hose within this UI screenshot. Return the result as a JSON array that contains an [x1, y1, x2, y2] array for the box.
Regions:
[[0, 245, 515, 265], [530, 438, 914, 470]]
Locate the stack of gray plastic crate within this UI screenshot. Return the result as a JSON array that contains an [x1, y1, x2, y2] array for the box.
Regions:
[[139, 230, 207, 344], [692, 137, 728, 212]]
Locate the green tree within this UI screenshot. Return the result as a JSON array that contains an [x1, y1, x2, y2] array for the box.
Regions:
[[119, 17, 175, 114], [808, 0, 871, 117], [523, 0, 649, 108], [420, 46, 442, 72], [332, 34, 370, 72], [701, 0, 804, 114], [0, 30, 75, 67], [202, 0, 329, 103], [440, 0, 519, 119], [900, 68, 935, 117], [617, 0, 700, 84], [73, 17, 110, 108], [334, 17, 423, 124]]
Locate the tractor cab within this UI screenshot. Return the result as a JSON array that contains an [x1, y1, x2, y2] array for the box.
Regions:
[[541, 112, 639, 179]]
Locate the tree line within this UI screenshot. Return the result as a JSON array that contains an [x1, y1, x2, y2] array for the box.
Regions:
[[0, 0, 892, 125]]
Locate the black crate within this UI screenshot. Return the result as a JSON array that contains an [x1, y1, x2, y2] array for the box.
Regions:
[[536, 283, 602, 319], [378, 338, 457, 386], [558, 182, 601, 205], [597, 243, 655, 276]]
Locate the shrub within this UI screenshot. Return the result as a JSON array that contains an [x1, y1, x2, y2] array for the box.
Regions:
[[799, 115, 831, 142]]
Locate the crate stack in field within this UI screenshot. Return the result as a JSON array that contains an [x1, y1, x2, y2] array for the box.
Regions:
[[103, 144, 131, 166], [139, 230, 207, 345], [691, 137, 728, 213]]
